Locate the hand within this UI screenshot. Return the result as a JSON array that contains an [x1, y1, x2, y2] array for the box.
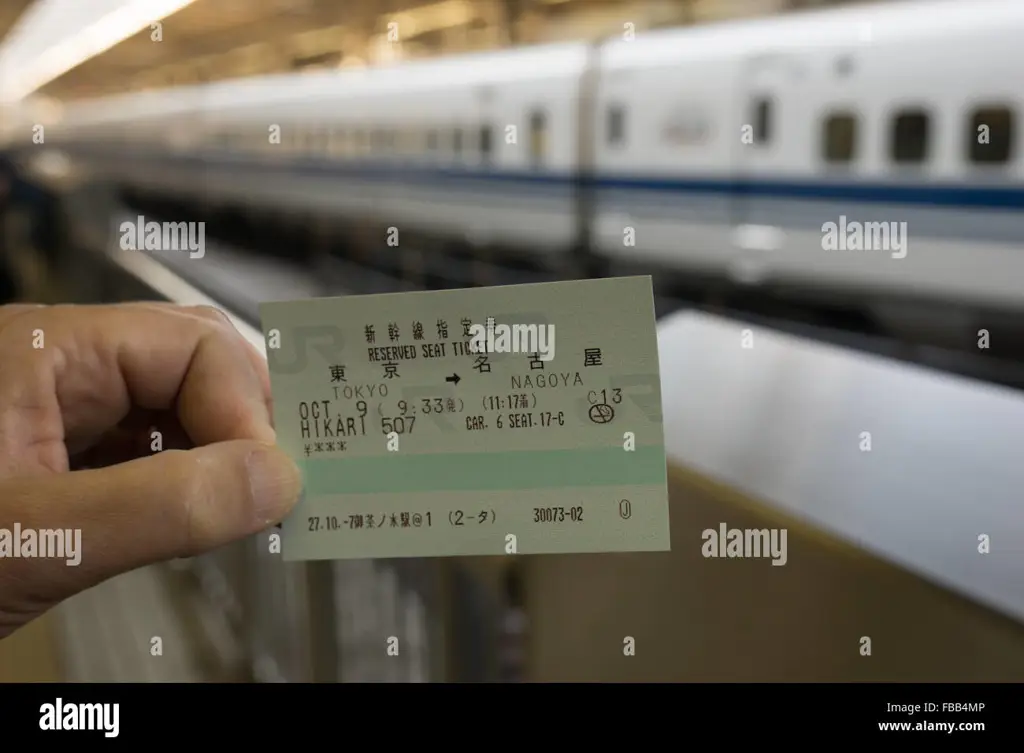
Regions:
[[0, 303, 302, 638]]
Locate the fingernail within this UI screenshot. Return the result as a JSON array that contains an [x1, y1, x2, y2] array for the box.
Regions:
[[246, 446, 302, 528]]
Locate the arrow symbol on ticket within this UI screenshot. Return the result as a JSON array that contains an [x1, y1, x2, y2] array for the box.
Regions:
[[445, 373, 461, 385]]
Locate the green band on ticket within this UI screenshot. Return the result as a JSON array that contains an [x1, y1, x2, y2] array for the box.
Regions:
[[300, 446, 666, 494]]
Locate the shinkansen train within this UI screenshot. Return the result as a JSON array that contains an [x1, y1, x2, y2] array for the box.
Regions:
[[4, 0, 1024, 331]]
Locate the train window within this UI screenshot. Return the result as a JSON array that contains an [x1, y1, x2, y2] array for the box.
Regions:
[[329, 128, 345, 156], [822, 113, 857, 163], [890, 110, 930, 164], [427, 129, 438, 151], [752, 97, 772, 145], [607, 105, 625, 146], [529, 109, 547, 167], [480, 124, 493, 163], [371, 129, 384, 152], [405, 129, 420, 154], [453, 128, 464, 157], [968, 106, 1014, 164]]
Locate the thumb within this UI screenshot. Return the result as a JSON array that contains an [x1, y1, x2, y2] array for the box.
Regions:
[[0, 441, 301, 621]]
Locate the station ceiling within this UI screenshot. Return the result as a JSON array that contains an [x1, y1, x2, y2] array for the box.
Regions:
[[39, 0, 376, 99], [0, 1, 35, 47], [34, 0, 613, 100], [11, 0, 845, 102], [32, 0, 717, 100]]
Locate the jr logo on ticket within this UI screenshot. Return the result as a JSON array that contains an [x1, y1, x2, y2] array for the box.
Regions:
[[260, 276, 670, 560]]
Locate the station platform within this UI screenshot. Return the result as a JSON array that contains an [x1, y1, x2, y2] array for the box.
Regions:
[[2, 180, 1023, 682]]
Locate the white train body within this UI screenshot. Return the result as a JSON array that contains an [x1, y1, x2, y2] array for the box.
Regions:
[[12, 0, 1024, 312]]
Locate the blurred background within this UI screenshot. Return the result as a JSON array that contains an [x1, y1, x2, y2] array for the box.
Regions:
[[1, 0, 1023, 682]]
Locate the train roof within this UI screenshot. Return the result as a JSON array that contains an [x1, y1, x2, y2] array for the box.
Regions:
[[602, 0, 1024, 68], [60, 40, 588, 124]]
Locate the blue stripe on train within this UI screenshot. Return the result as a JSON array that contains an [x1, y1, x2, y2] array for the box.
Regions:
[[60, 143, 1024, 211]]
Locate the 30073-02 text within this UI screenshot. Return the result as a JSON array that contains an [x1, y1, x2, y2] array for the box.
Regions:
[[534, 507, 584, 523]]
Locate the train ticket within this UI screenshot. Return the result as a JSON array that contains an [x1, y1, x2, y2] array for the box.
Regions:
[[260, 276, 670, 560]]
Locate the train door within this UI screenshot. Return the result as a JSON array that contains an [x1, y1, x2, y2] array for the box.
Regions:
[[733, 54, 806, 281]]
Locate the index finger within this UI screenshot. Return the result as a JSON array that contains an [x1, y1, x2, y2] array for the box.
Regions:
[[6, 303, 275, 448], [129, 302, 273, 420]]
